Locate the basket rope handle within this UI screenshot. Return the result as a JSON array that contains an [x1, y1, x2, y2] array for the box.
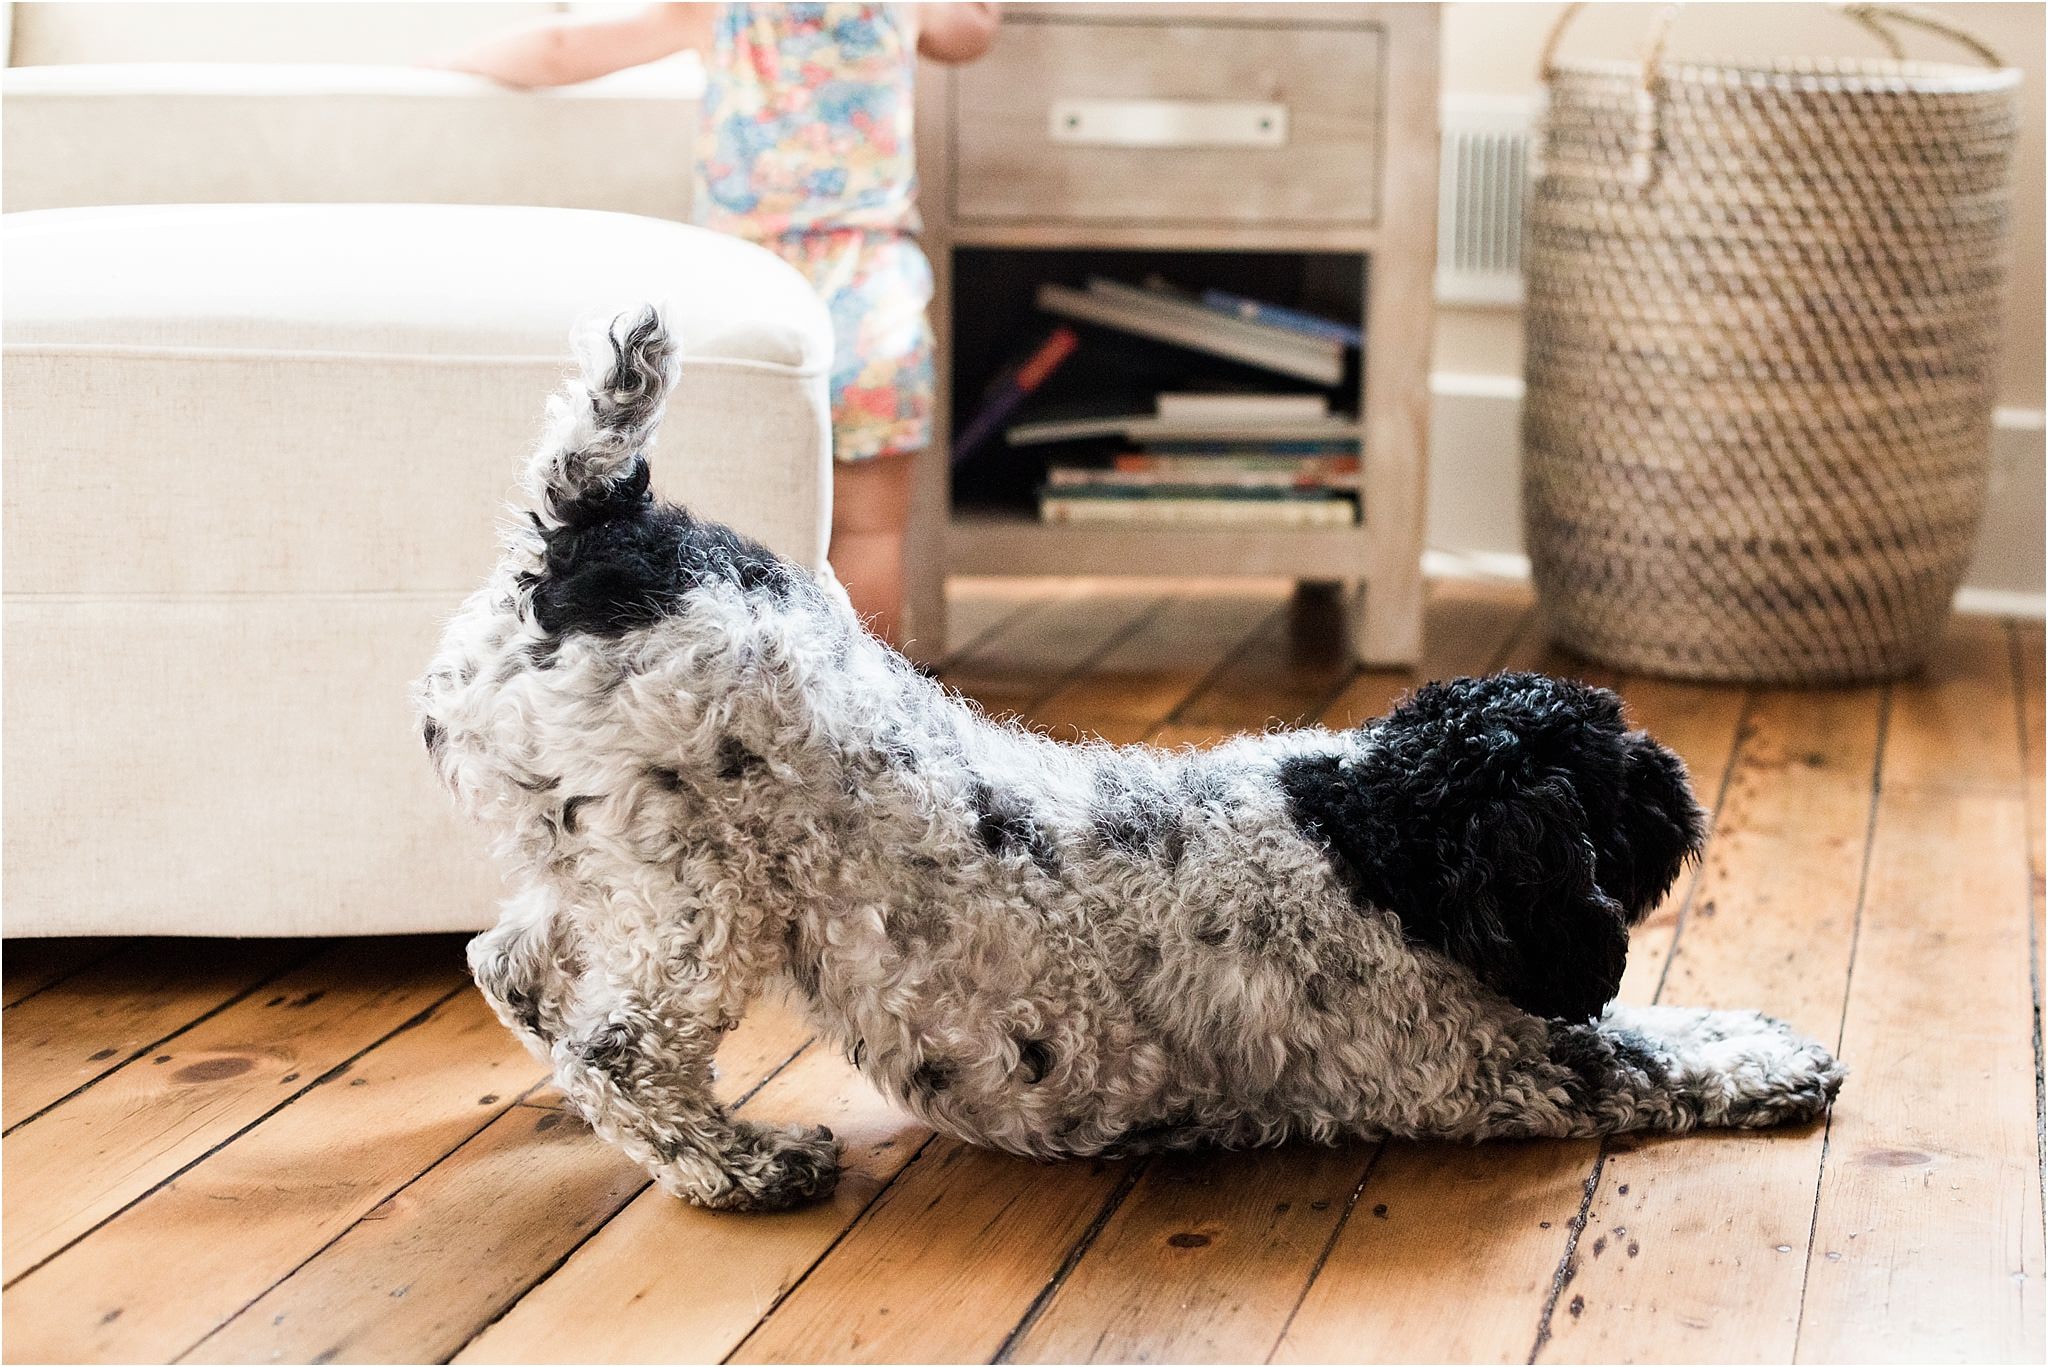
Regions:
[[1841, 5, 2005, 68], [1537, 2, 1678, 83], [1536, 2, 1680, 190], [1539, 0, 2004, 75], [1539, 2, 2008, 192]]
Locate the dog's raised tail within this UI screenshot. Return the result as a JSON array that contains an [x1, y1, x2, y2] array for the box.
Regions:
[[525, 305, 679, 529]]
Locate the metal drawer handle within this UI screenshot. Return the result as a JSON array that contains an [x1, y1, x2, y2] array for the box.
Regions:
[[1048, 98, 1289, 150]]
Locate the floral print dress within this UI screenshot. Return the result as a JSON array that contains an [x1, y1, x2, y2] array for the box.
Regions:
[[696, 3, 934, 463]]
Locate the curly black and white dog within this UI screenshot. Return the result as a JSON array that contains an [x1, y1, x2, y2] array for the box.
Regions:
[[417, 308, 1844, 1212]]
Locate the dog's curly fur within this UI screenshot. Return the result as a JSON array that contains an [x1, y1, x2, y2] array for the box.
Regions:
[[416, 308, 1846, 1211]]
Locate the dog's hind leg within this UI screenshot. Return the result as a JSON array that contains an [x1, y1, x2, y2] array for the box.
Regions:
[[1467, 1005, 1845, 1140]]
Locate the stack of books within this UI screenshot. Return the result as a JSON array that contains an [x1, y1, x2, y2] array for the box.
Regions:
[[952, 276, 1364, 528], [1039, 391, 1359, 527], [1039, 444, 1362, 526]]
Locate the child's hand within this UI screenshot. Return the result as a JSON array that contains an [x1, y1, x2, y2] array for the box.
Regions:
[[917, 3, 999, 65]]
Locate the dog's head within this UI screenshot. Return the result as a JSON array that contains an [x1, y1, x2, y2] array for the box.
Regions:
[[1288, 671, 1706, 1021], [1376, 672, 1705, 924]]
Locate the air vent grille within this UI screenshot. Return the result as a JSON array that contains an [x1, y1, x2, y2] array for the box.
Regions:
[[1436, 97, 1536, 307]]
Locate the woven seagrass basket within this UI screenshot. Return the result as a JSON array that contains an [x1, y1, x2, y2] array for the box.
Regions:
[[1522, 3, 2020, 683]]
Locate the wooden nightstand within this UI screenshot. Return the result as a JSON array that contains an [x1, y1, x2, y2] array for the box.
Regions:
[[907, 1, 1438, 667]]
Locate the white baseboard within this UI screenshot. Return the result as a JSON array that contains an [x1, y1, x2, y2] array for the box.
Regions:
[[1426, 376, 2046, 620], [1422, 548, 2045, 623]]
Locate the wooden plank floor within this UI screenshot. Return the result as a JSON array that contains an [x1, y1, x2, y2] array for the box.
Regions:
[[4, 577, 2042, 1365]]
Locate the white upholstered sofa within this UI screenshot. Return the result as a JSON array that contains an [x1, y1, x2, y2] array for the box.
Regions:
[[1, 6, 836, 938], [2, 1, 701, 218]]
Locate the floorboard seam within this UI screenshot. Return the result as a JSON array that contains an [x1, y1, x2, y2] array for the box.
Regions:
[[987, 1157, 1151, 1363], [1040, 593, 1180, 713], [1647, 689, 1759, 1007], [1788, 683, 1893, 1362], [1527, 1151, 1607, 1363], [1305, 664, 1366, 729], [2, 942, 127, 1012], [716, 1130, 943, 1366], [952, 593, 1176, 731], [437, 1038, 818, 1365], [169, 1064, 558, 1365], [1, 941, 325, 1139], [5, 973, 470, 1295], [1000, 590, 1190, 730], [1492, 608, 1538, 674], [936, 589, 1056, 672], [2009, 623, 2048, 1209], [1262, 1141, 1387, 1362], [1155, 594, 1294, 733], [1146, 603, 1290, 738]]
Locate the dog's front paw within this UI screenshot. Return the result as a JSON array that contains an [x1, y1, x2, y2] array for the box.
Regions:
[[731, 1121, 843, 1210], [1683, 1011, 1846, 1129], [675, 1121, 843, 1212]]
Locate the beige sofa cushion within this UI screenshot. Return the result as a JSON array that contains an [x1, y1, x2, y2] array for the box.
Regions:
[[7, 2, 547, 66], [5, 204, 832, 593], [3, 203, 833, 936], [0, 62, 701, 217]]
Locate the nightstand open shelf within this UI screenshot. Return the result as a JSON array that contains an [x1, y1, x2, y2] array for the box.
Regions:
[[946, 509, 1372, 579], [906, 2, 1439, 667]]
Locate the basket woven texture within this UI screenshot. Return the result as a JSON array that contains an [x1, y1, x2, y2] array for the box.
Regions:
[[1522, 4, 2020, 683]]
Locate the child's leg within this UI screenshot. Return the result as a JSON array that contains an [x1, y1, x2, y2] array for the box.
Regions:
[[830, 451, 917, 646], [755, 232, 929, 646]]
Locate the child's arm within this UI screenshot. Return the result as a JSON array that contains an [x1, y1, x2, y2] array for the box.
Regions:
[[431, 3, 714, 88], [915, 3, 999, 64]]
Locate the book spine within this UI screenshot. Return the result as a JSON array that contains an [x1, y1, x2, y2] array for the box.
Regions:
[[1039, 495, 1359, 527], [1153, 393, 1330, 422], [1107, 454, 1361, 479], [1047, 474, 1361, 494], [950, 326, 1081, 465], [1132, 440, 1360, 457], [1196, 289, 1365, 348], [1050, 460, 1360, 491], [1042, 482, 1346, 501], [1038, 282, 1344, 386], [1016, 326, 1080, 389]]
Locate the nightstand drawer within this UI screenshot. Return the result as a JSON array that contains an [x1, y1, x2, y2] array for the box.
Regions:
[[951, 19, 1382, 227]]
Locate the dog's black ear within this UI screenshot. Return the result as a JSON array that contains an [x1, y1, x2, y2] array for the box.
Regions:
[[1592, 732, 1707, 923], [1434, 776, 1631, 1023], [1276, 674, 1636, 1024]]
